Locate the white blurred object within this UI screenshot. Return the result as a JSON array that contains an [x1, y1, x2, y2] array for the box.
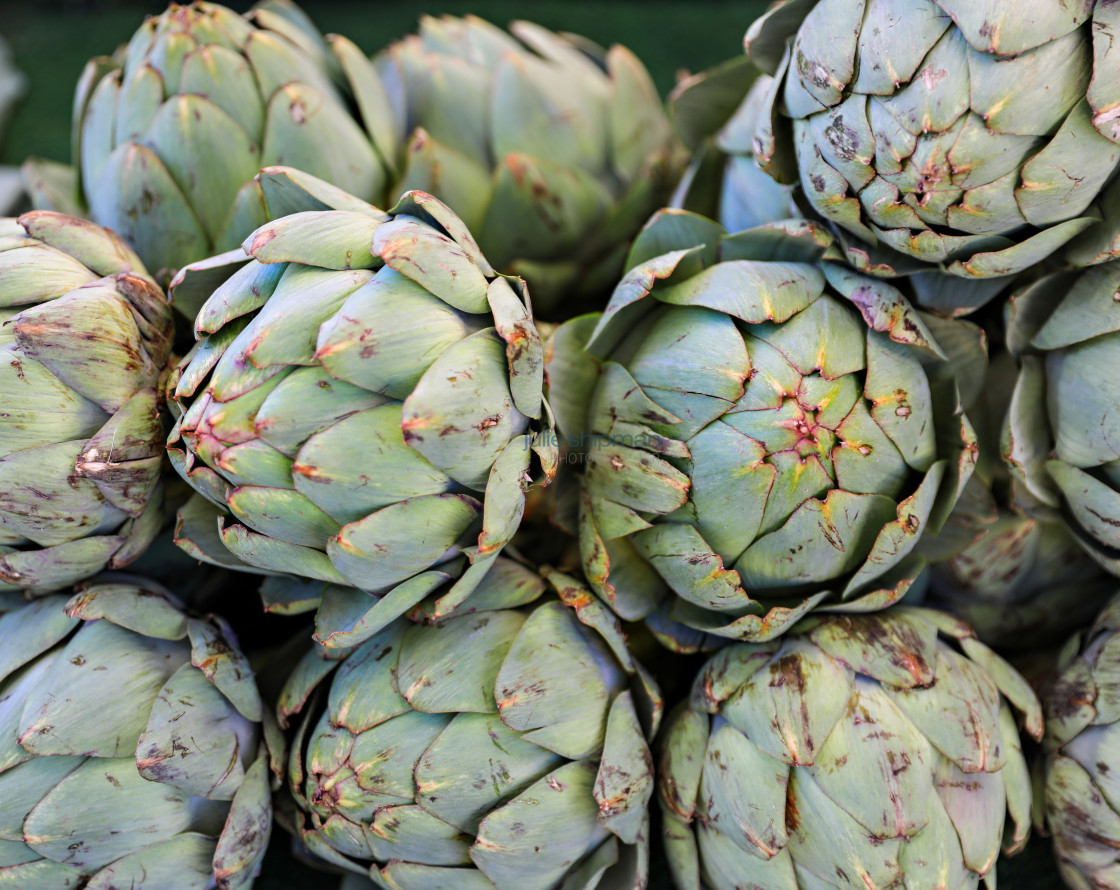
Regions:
[[0, 167, 22, 213], [0, 33, 26, 131], [0, 33, 27, 215]]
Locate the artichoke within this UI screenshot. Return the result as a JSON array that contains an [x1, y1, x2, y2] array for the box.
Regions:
[[659, 607, 1043, 890], [0, 211, 173, 595], [925, 353, 1112, 650], [928, 494, 1113, 652], [376, 14, 682, 319], [0, 579, 277, 888], [168, 168, 557, 641], [1003, 259, 1120, 578], [277, 558, 661, 890], [669, 56, 795, 232], [1040, 592, 1120, 889], [27, 0, 398, 277], [744, 0, 1120, 278], [550, 208, 978, 641]]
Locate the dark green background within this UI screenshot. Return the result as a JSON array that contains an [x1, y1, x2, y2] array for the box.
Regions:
[[0, 2, 1068, 888]]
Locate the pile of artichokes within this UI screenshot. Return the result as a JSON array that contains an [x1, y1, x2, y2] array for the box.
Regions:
[[1, 1, 1118, 888]]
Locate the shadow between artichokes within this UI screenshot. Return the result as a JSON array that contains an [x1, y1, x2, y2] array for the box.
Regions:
[[546, 208, 980, 642], [167, 167, 557, 648], [276, 558, 661, 890], [0, 578, 281, 889]]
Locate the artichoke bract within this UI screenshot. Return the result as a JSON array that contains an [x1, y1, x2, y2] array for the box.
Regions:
[[555, 209, 977, 641], [660, 607, 1043, 890], [745, 0, 1120, 278], [1003, 259, 1120, 578], [0, 211, 172, 595], [376, 14, 682, 319], [0, 580, 278, 888], [669, 56, 795, 233], [31, 0, 398, 277], [1042, 593, 1120, 889], [168, 169, 557, 639], [278, 559, 661, 890]]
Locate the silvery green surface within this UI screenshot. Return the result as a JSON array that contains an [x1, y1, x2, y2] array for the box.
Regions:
[[1003, 260, 1120, 579], [278, 559, 661, 890], [548, 208, 979, 642], [376, 14, 683, 319], [1041, 593, 1120, 889], [0, 211, 172, 595], [744, 0, 1120, 288], [660, 607, 1042, 890], [26, 0, 398, 278], [0, 580, 278, 888], [168, 168, 556, 648], [669, 56, 795, 233]]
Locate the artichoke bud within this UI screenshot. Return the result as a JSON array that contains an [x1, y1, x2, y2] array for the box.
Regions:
[[1002, 259, 1120, 580], [742, 0, 1120, 278], [169, 172, 556, 641], [1042, 592, 1120, 887], [0, 211, 173, 595], [661, 606, 1042, 890], [0, 579, 277, 888], [555, 209, 978, 642], [279, 557, 661, 890], [923, 344, 1114, 650], [377, 14, 685, 320], [58, 0, 399, 278]]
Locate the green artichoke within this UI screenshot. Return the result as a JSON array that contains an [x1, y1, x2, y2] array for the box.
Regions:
[[376, 14, 682, 319], [278, 558, 660, 890], [660, 607, 1043, 890], [0, 211, 173, 595], [1003, 259, 1120, 578], [669, 56, 795, 232], [924, 353, 1112, 650], [550, 208, 978, 641], [1040, 592, 1120, 889], [168, 168, 557, 641], [0, 579, 278, 888], [928, 494, 1112, 651], [27, 0, 398, 277], [745, 0, 1120, 279]]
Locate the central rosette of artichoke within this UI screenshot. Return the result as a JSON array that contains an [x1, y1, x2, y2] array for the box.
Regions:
[[773, 394, 836, 462], [586, 286, 943, 601]]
